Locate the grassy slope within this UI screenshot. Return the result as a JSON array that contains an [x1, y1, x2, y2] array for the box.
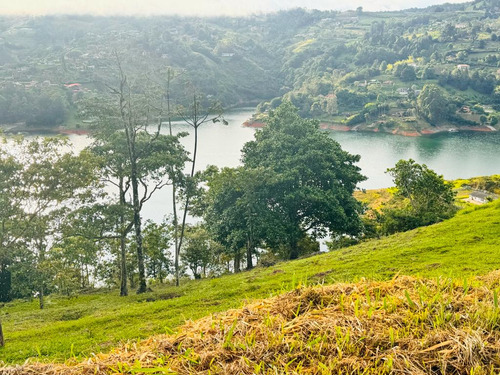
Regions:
[[0, 201, 499, 364], [17, 274, 500, 374]]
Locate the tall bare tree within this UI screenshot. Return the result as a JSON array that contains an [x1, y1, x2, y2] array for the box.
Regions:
[[173, 87, 225, 286], [88, 60, 188, 294]]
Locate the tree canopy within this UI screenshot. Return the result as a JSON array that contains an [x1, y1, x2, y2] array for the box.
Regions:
[[381, 159, 457, 234], [238, 102, 366, 259]]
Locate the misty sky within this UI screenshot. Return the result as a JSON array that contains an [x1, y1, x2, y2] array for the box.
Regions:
[[1, 0, 470, 16]]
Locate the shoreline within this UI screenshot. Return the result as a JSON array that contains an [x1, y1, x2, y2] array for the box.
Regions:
[[0, 124, 91, 136], [243, 119, 498, 137]]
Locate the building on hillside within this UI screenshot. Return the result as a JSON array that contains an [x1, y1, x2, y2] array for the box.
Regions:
[[469, 190, 497, 204], [457, 64, 470, 72], [397, 88, 409, 96]]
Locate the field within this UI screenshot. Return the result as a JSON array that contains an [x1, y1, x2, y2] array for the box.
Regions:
[[15, 273, 500, 374], [1, 200, 499, 366]]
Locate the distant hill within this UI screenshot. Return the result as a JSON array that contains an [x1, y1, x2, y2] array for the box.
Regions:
[[1, 1, 500, 133]]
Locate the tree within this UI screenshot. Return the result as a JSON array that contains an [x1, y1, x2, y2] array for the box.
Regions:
[[181, 225, 219, 279], [0, 137, 100, 311], [400, 66, 417, 82], [416, 84, 453, 125], [173, 86, 225, 286], [0, 145, 22, 347], [87, 61, 188, 294], [0, 146, 23, 303], [200, 167, 274, 271], [20, 139, 99, 308], [384, 159, 456, 232], [143, 221, 171, 283], [241, 102, 365, 259], [88, 134, 136, 296]]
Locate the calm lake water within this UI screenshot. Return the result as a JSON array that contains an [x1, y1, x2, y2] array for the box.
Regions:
[[46, 108, 500, 221]]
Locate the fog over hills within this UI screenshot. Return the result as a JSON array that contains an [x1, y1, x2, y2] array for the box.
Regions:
[[2, 0, 470, 16]]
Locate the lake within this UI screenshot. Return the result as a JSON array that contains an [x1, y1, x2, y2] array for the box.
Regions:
[[47, 108, 500, 221]]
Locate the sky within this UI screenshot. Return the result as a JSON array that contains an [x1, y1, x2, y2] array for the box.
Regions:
[[0, 0, 470, 17]]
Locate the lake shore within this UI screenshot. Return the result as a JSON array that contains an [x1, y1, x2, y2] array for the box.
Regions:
[[0, 123, 90, 136], [243, 119, 498, 137]]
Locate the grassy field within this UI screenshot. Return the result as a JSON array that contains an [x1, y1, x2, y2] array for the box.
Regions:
[[0, 200, 499, 365], [17, 274, 500, 374]]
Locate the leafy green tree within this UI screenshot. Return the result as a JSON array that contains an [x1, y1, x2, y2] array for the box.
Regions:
[[0, 147, 23, 303], [382, 159, 456, 234], [416, 84, 454, 125], [400, 66, 417, 82], [200, 166, 274, 271], [88, 134, 135, 296], [242, 102, 365, 259], [0, 137, 100, 311], [143, 221, 171, 283], [181, 224, 220, 279]]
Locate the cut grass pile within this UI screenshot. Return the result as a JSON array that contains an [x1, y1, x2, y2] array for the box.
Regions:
[[0, 200, 499, 365], [7, 272, 500, 374]]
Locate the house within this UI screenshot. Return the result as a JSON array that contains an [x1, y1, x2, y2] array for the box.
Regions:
[[354, 80, 367, 87], [397, 88, 409, 96], [469, 190, 497, 204], [457, 64, 470, 72]]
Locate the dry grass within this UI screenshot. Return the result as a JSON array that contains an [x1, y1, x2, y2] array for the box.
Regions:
[[5, 272, 500, 374]]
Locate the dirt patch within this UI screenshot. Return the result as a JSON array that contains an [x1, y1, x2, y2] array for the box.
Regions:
[[141, 292, 182, 302], [312, 269, 335, 279]]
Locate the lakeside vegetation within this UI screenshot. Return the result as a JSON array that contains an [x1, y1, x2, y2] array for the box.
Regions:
[[0, 200, 498, 365]]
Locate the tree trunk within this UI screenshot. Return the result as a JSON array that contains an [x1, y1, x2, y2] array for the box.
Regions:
[[289, 240, 299, 260], [120, 235, 128, 296], [246, 237, 254, 270], [176, 124, 198, 286], [234, 251, 241, 273], [119, 176, 128, 297], [132, 171, 147, 294], [0, 321, 4, 347], [173, 183, 180, 287], [39, 286, 44, 310], [166, 74, 181, 288], [129, 272, 136, 289]]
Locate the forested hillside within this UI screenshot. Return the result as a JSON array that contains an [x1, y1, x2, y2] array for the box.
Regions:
[[1, 0, 500, 132]]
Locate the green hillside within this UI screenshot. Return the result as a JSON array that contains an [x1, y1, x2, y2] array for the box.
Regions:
[[0, 200, 499, 364], [2, 1, 500, 133]]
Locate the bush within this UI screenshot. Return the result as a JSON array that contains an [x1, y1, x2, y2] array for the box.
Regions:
[[257, 252, 280, 268]]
